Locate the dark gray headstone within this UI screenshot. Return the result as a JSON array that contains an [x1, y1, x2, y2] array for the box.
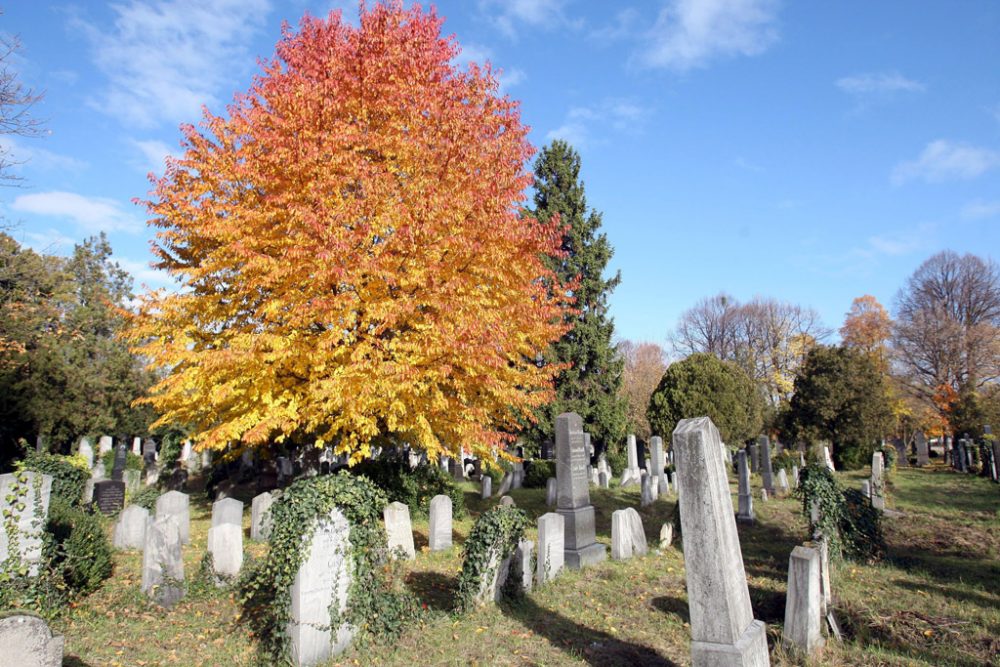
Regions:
[[111, 444, 128, 482], [93, 480, 126, 515]]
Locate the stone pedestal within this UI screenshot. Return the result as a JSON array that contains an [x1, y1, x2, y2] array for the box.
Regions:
[[783, 546, 825, 657], [555, 413, 606, 569]]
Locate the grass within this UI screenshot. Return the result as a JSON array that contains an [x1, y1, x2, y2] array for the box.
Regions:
[[50, 463, 1000, 666]]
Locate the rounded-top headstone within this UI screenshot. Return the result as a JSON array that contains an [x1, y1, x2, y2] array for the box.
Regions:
[[0, 614, 64, 667]]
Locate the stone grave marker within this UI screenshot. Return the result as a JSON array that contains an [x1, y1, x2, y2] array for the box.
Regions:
[[481, 476, 492, 499], [792, 464, 799, 489], [823, 446, 836, 472], [496, 471, 513, 496], [93, 479, 126, 515], [777, 468, 789, 495], [659, 522, 673, 548], [142, 438, 157, 464], [98, 435, 113, 454], [536, 512, 564, 584], [511, 460, 523, 489], [383, 501, 415, 559], [555, 412, 606, 568], [78, 438, 94, 469], [111, 443, 128, 481], [640, 473, 654, 507], [155, 490, 191, 544], [649, 435, 668, 497], [870, 452, 885, 510], [429, 495, 452, 551], [123, 469, 141, 495], [499, 495, 515, 507], [914, 431, 929, 466], [611, 507, 647, 561], [545, 477, 557, 506], [673, 416, 769, 665], [599, 471, 609, 488], [142, 515, 185, 607], [736, 450, 754, 524], [288, 508, 355, 665], [620, 434, 641, 487], [783, 545, 824, 657], [113, 505, 149, 550], [251, 492, 275, 541], [759, 435, 775, 494], [131, 436, 142, 455], [0, 472, 53, 576], [0, 614, 64, 667], [514, 539, 534, 593]]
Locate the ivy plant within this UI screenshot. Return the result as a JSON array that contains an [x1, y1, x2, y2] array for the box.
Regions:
[[454, 505, 529, 612]]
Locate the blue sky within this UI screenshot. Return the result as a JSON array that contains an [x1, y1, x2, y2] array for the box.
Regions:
[[3, 1, 999, 349]]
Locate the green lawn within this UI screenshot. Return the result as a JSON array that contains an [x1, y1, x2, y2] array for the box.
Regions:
[[55, 463, 1000, 666]]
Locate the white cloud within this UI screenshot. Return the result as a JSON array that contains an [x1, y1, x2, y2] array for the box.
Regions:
[[589, 8, 640, 43], [962, 200, 1000, 220], [478, 0, 576, 39], [546, 99, 650, 146], [836, 71, 925, 95], [11, 191, 142, 234], [0, 136, 87, 172], [639, 0, 779, 71], [17, 228, 78, 254], [130, 139, 175, 175], [892, 140, 1000, 185], [115, 256, 175, 289], [75, 0, 271, 128]]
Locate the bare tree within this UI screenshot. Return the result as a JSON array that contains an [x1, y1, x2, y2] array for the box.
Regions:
[[893, 251, 1000, 400], [0, 24, 45, 184], [617, 339, 667, 440]]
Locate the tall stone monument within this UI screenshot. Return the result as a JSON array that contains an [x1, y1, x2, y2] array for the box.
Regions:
[[736, 450, 754, 524], [759, 435, 774, 494], [914, 431, 929, 467], [673, 416, 769, 666], [620, 434, 642, 487], [555, 412, 606, 569], [649, 435, 669, 497]]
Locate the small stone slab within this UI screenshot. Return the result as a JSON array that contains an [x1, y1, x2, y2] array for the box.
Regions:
[[251, 492, 275, 541], [155, 490, 191, 544], [93, 480, 126, 515], [113, 505, 149, 550], [545, 477, 557, 506], [208, 522, 243, 581], [536, 512, 565, 584], [428, 494, 452, 551], [383, 501, 415, 560]]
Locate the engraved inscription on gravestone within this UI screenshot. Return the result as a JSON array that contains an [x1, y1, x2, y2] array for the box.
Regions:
[[93, 480, 126, 515]]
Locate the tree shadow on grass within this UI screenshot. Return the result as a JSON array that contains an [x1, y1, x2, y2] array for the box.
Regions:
[[650, 595, 689, 623], [405, 570, 456, 613], [892, 578, 1000, 624], [501, 594, 678, 666]]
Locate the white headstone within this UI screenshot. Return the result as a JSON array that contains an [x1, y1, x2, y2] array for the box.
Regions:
[[0, 614, 64, 667], [155, 490, 190, 544], [383, 501, 415, 560], [0, 472, 53, 576], [78, 438, 94, 469], [252, 492, 275, 541], [132, 436, 142, 456], [620, 433, 641, 487], [481, 476, 492, 499], [536, 512, 565, 584], [98, 435, 113, 454], [777, 468, 789, 494], [611, 507, 647, 561], [428, 495, 452, 551], [660, 522, 673, 548], [113, 505, 149, 550], [782, 545, 825, 656], [141, 516, 184, 607], [208, 522, 243, 580]]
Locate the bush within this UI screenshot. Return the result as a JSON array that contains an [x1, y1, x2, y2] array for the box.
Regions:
[[348, 456, 465, 518], [647, 353, 765, 446], [772, 450, 798, 476], [100, 449, 144, 473], [605, 440, 626, 477], [455, 505, 529, 612], [46, 498, 114, 595], [840, 489, 886, 563], [129, 485, 161, 511], [17, 452, 90, 507], [523, 460, 554, 488], [238, 472, 421, 662], [795, 464, 884, 563]]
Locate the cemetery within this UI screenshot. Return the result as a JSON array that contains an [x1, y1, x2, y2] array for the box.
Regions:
[[1, 2, 999, 666]]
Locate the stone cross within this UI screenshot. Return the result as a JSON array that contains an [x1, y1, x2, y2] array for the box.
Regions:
[[0, 472, 53, 576], [555, 412, 606, 568], [383, 501, 415, 560], [0, 614, 64, 667], [759, 436, 775, 494], [251, 492, 275, 541], [142, 516, 184, 607], [113, 505, 149, 550], [736, 450, 754, 524], [288, 508, 355, 665], [155, 490, 191, 544], [673, 416, 769, 665], [536, 512, 565, 584], [782, 545, 825, 657], [428, 495, 452, 551]]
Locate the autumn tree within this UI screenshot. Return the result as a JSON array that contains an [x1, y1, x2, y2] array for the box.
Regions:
[[893, 251, 1000, 430], [520, 140, 627, 454], [126, 5, 572, 464], [840, 295, 892, 369], [617, 340, 667, 441]]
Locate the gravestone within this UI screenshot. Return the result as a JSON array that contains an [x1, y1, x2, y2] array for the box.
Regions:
[[671, 471, 679, 498], [599, 471, 609, 488], [890, 437, 908, 467], [78, 438, 94, 469], [759, 436, 775, 494], [82, 478, 95, 504], [545, 477, 557, 506], [660, 522, 673, 548], [640, 473, 654, 507], [777, 468, 789, 495], [870, 452, 885, 511], [111, 443, 127, 481], [514, 539, 534, 592], [782, 545, 824, 657], [142, 515, 184, 607], [155, 490, 191, 544], [142, 438, 157, 464], [511, 460, 523, 489], [748, 443, 759, 473], [113, 505, 149, 550], [956, 440, 968, 473], [93, 479, 126, 515], [861, 480, 870, 498], [791, 464, 799, 489], [98, 435, 113, 454], [383, 501, 415, 560], [540, 441, 552, 460], [208, 522, 243, 581], [499, 495, 515, 507], [673, 416, 769, 666], [212, 497, 244, 528], [536, 512, 565, 584], [132, 436, 142, 455], [555, 412, 606, 568], [144, 463, 160, 487], [497, 472, 513, 496], [167, 468, 188, 491], [611, 508, 647, 561], [760, 489, 769, 502], [823, 446, 835, 472], [251, 492, 275, 541], [620, 434, 641, 487], [736, 450, 754, 524], [0, 472, 53, 576], [590, 467, 599, 486], [429, 495, 452, 551], [453, 457, 467, 483], [288, 508, 355, 665], [649, 435, 668, 497], [0, 614, 64, 667], [123, 470, 141, 496], [481, 476, 492, 499]]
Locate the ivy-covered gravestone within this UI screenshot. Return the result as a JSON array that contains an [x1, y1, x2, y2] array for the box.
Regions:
[[455, 505, 529, 610], [0, 471, 53, 577]]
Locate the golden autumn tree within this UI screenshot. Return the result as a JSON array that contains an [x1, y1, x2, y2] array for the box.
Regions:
[[125, 3, 573, 464], [840, 294, 892, 370]]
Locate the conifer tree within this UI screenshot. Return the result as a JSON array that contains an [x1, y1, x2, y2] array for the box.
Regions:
[[523, 140, 627, 456]]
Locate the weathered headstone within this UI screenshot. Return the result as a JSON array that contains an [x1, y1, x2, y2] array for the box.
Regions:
[[142, 515, 184, 607], [545, 477, 557, 506], [481, 476, 492, 499], [777, 468, 789, 495], [251, 492, 275, 541], [82, 478, 95, 504], [870, 452, 885, 510], [0, 472, 53, 576], [649, 435, 668, 497], [111, 443, 127, 482], [123, 469, 141, 495], [511, 460, 523, 489], [620, 434, 641, 487], [791, 464, 799, 489], [782, 545, 824, 657], [212, 497, 244, 528], [915, 431, 929, 466], [78, 438, 94, 469], [611, 507, 648, 561], [748, 442, 759, 473], [555, 412, 606, 568], [0, 614, 64, 667], [288, 508, 355, 666], [113, 505, 149, 550], [132, 436, 142, 456], [208, 521, 243, 581], [142, 438, 157, 464], [659, 522, 673, 548], [759, 436, 775, 494], [497, 471, 513, 496], [514, 539, 534, 593], [640, 473, 654, 507], [383, 501, 415, 560], [736, 450, 754, 524], [599, 471, 609, 488], [760, 488, 769, 502], [673, 416, 769, 665], [536, 512, 564, 584], [861, 480, 871, 498], [823, 446, 835, 472], [155, 490, 190, 544], [98, 435, 113, 454], [429, 495, 452, 551], [499, 495, 515, 507]]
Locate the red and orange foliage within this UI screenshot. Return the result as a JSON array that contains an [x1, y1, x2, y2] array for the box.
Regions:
[[125, 3, 573, 463]]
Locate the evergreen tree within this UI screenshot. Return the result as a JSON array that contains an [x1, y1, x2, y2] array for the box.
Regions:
[[522, 140, 626, 455]]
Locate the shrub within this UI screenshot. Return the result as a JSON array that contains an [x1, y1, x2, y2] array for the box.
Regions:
[[17, 452, 90, 507], [46, 498, 114, 595], [455, 505, 529, 612], [129, 485, 161, 511], [349, 456, 464, 518], [772, 450, 798, 476], [840, 489, 886, 563], [237, 472, 421, 662], [795, 464, 884, 563], [523, 460, 554, 488], [604, 441, 626, 477], [647, 353, 765, 446]]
